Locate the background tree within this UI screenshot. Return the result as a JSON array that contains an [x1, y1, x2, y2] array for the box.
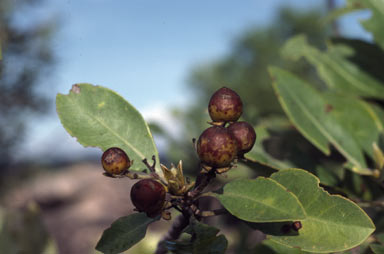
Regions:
[[0, 0, 56, 172]]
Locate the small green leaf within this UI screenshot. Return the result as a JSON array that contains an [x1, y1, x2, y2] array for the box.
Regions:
[[189, 222, 228, 254], [282, 35, 384, 99], [215, 177, 306, 222], [268, 169, 375, 253], [165, 222, 228, 254], [322, 93, 380, 159], [315, 165, 341, 187], [371, 243, 384, 254], [269, 66, 372, 175], [269, 66, 329, 155], [330, 38, 384, 84], [56, 84, 160, 172], [95, 213, 158, 254]]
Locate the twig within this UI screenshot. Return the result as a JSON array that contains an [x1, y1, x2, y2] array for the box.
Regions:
[[188, 168, 216, 199], [142, 156, 163, 181], [142, 156, 156, 173]]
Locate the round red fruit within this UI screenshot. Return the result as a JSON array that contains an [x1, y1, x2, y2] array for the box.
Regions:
[[197, 126, 238, 168], [130, 179, 166, 217], [208, 87, 243, 122], [101, 147, 131, 175], [228, 121, 256, 155]]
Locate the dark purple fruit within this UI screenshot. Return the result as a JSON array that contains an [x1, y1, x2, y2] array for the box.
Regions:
[[208, 87, 243, 122], [101, 147, 131, 175], [228, 121, 256, 155], [197, 126, 238, 168], [130, 179, 166, 217]]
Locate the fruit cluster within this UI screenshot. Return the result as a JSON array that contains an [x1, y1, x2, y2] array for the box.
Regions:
[[99, 87, 256, 219], [101, 147, 195, 218], [197, 87, 256, 173]]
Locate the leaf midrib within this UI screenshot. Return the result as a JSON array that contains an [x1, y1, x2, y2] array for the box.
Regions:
[[307, 216, 375, 231], [220, 192, 300, 218], [69, 95, 146, 159], [116, 220, 149, 242], [98, 219, 152, 251]]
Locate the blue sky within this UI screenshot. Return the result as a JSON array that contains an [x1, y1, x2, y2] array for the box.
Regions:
[[18, 0, 371, 161], [52, 0, 326, 108]]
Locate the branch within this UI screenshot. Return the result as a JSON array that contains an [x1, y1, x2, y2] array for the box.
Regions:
[[188, 168, 216, 199], [142, 155, 157, 173]]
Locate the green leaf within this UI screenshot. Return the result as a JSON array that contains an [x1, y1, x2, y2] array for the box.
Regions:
[[269, 66, 329, 155], [215, 177, 306, 222], [269, 66, 371, 175], [358, 0, 384, 51], [330, 38, 384, 84], [245, 125, 294, 171], [189, 222, 228, 254], [56, 84, 160, 172], [268, 169, 375, 253], [371, 243, 384, 254], [370, 104, 384, 132], [315, 165, 341, 187], [95, 213, 158, 254], [322, 93, 380, 158], [282, 35, 384, 99], [165, 222, 228, 254]]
